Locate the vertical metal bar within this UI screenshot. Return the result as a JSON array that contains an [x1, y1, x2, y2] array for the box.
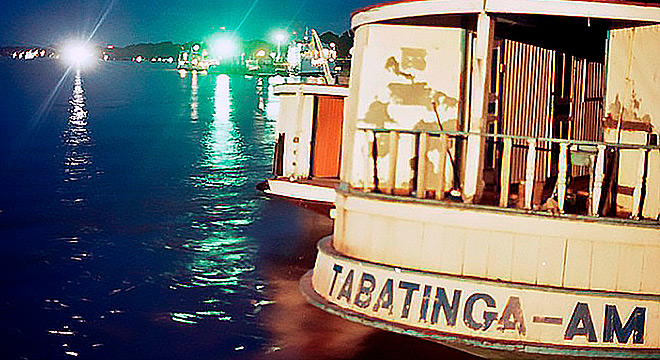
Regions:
[[416, 132, 429, 199], [437, 134, 448, 200], [463, 11, 495, 203], [587, 153, 595, 215], [293, 87, 305, 176], [632, 148, 648, 219], [364, 130, 375, 191], [371, 131, 380, 192], [387, 130, 399, 195], [525, 138, 537, 210], [590, 144, 606, 216], [463, 134, 482, 203], [499, 137, 512, 207], [557, 142, 569, 214]]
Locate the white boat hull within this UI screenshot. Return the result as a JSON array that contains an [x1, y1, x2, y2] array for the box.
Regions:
[[302, 237, 660, 359], [265, 178, 336, 204]]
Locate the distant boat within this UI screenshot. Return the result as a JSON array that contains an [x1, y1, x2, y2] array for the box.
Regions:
[[177, 43, 211, 73], [258, 83, 348, 217], [299, 0, 660, 358]]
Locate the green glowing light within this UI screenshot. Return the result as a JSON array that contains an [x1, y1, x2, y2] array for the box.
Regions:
[[271, 30, 288, 44], [209, 36, 239, 60]]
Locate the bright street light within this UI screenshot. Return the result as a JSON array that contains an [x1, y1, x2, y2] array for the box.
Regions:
[[209, 36, 238, 60], [271, 30, 288, 61], [61, 40, 97, 69]]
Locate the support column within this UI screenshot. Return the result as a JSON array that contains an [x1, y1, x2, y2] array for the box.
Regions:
[[463, 11, 495, 203], [292, 86, 305, 178]]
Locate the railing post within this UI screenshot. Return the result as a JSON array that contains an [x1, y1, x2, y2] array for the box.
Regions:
[[364, 129, 376, 191], [590, 144, 606, 216], [463, 134, 483, 203], [292, 87, 305, 176], [524, 138, 537, 210], [557, 142, 569, 214], [387, 130, 399, 195], [499, 137, 512, 207], [437, 134, 448, 200], [463, 12, 495, 203], [416, 132, 429, 199], [632, 148, 648, 219]]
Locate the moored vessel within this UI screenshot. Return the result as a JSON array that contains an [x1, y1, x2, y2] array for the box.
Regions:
[[300, 0, 660, 358], [259, 83, 348, 217], [177, 43, 212, 74]]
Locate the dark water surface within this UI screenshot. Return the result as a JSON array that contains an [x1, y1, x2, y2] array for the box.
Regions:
[[0, 60, 476, 360]]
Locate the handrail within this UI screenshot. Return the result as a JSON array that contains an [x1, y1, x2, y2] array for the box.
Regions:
[[354, 127, 659, 222], [359, 127, 660, 151]]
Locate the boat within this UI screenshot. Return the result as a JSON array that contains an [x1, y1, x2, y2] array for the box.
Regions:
[[299, 0, 660, 358], [299, 29, 339, 81], [258, 82, 348, 217], [177, 43, 212, 74]]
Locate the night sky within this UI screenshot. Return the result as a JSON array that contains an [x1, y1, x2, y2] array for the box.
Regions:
[[0, 0, 382, 47]]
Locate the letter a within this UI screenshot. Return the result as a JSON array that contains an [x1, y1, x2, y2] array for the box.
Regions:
[[565, 302, 597, 342], [372, 278, 394, 315], [497, 296, 527, 335]]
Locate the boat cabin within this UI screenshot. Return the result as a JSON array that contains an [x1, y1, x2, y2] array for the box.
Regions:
[[302, 0, 660, 358], [342, 0, 660, 220], [272, 84, 347, 180], [262, 83, 348, 214]]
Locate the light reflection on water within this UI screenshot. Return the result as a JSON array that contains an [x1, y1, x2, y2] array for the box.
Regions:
[[0, 63, 477, 360], [62, 70, 93, 194], [190, 71, 199, 121], [168, 73, 268, 332], [43, 69, 99, 358]]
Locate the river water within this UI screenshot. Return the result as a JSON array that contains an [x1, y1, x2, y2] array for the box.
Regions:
[[0, 60, 476, 360]]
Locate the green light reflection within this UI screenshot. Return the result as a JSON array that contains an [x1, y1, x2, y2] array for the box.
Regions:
[[170, 74, 264, 327]]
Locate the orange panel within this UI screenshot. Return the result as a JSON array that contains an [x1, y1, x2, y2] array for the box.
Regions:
[[312, 95, 344, 178]]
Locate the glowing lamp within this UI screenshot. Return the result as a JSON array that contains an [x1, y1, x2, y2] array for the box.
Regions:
[[271, 30, 288, 61], [209, 37, 237, 60], [61, 40, 97, 68], [272, 31, 288, 44]]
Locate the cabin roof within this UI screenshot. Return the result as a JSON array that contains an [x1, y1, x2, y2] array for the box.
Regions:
[[273, 83, 349, 97], [352, 0, 660, 29]]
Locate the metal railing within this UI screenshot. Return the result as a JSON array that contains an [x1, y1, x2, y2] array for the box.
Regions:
[[356, 127, 660, 221]]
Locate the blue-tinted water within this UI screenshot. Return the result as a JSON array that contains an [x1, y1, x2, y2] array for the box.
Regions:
[[0, 60, 474, 360]]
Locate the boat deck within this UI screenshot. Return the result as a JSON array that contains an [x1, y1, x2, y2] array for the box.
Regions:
[[294, 177, 341, 189]]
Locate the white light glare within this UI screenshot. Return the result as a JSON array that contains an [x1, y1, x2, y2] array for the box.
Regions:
[[62, 41, 97, 68], [272, 31, 288, 43], [210, 37, 238, 60]]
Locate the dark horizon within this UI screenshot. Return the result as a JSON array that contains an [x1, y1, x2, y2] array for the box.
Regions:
[[0, 29, 355, 50], [0, 0, 380, 49]]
